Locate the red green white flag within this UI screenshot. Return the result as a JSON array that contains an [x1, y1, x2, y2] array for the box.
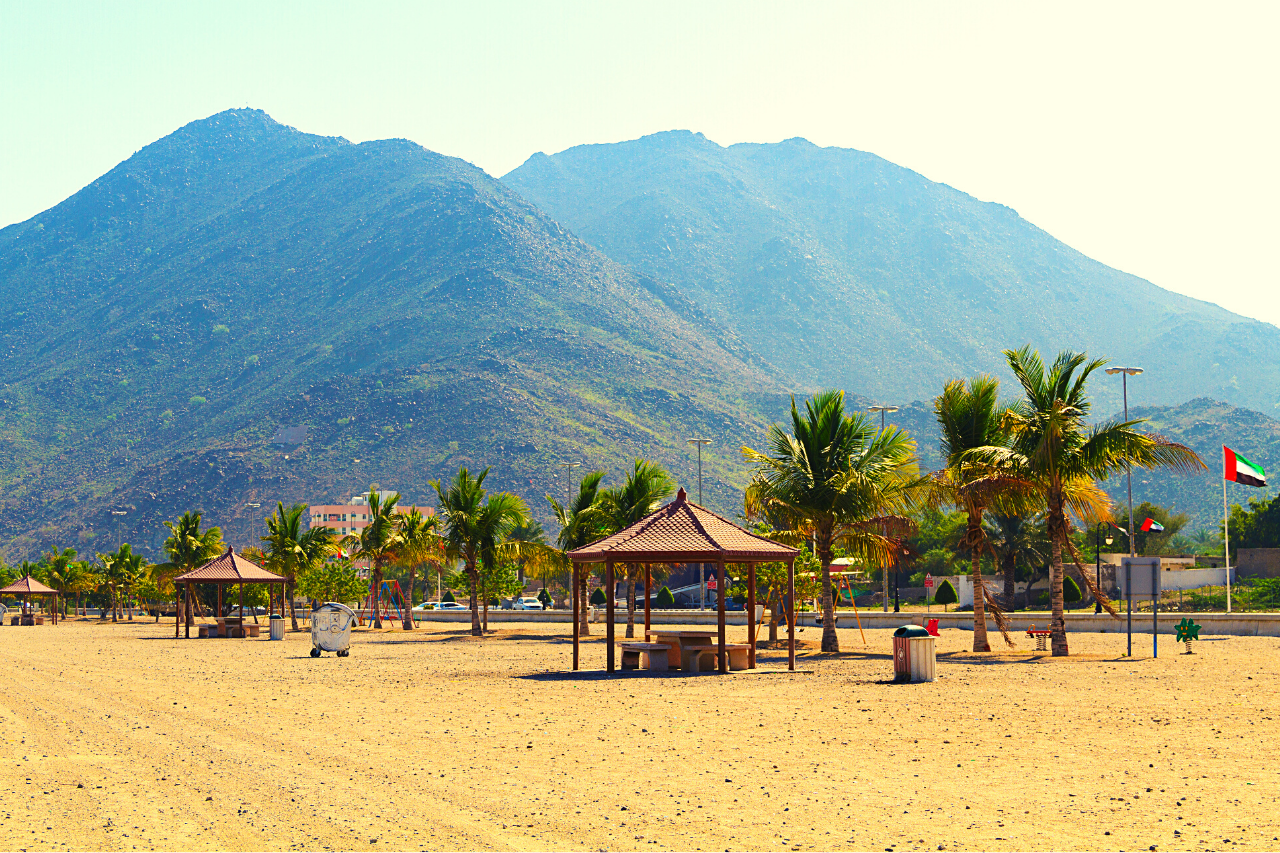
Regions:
[[1224, 446, 1266, 488]]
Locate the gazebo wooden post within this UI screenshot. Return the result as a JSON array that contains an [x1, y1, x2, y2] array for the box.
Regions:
[[175, 585, 181, 638], [747, 563, 756, 669], [643, 563, 651, 642], [605, 559, 616, 673], [571, 563, 579, 671], [787, 556, 796, 671], [184, 584, 191, 639], [239, 582, 245, 629], [717, 557, 727, 673], [217, 586, 223, 620]]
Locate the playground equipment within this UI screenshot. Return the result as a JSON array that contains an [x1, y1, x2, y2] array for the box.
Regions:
[[1175, 618, 1201, 654], [363, 580, 411, 625], [311, 602, 356, 657]]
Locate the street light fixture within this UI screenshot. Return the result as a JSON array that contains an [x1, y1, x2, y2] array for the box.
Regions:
[[686, 438, 714, 610], [1094, 522, 1117, 614], [868, 405, 898, 611], [1104, 367, 1143, 562]]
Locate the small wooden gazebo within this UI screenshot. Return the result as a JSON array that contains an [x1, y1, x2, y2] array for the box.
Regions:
[[1, 575, 60, 625], [173, 547, 286, 638], [568, 488, 800, 673]]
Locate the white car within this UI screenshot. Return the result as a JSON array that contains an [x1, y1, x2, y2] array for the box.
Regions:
[[513, 597, 545, 610], [434, 601, 466, 611]]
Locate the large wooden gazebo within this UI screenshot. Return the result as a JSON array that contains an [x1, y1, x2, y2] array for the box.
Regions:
[[1, 575, 60, 625], [173, 547, 286, 638], [567, 488, 800, 673]]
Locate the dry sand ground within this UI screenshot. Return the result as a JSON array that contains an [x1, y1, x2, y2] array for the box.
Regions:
[[0, 618, 1277, 852]]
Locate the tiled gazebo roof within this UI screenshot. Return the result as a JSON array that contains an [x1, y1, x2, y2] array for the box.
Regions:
[[0, 575, 57, 595], [173, 547, 285, 584], [568, 488, 799, 564]]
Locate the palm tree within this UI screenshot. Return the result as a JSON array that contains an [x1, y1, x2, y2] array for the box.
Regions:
[[744, 390, 922, 652], [340, 491, 403, 629], [595, 460, 676, 638], [263, 503, 341, 630], [547, 471, 606, 636], [396, 508, 443, 630], [985, 511, 1048, 610], [933, 375, 1033, 651], [42, 548, 77, 618], [157, 512, 225, 625], [999, 346, 1205, 655], [431, 468, 530, 637]]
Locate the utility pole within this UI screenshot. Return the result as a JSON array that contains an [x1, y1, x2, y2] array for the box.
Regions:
[[561, 461, 581, 608], [687, 438, 712, 608], [868, 406, 898, 612]]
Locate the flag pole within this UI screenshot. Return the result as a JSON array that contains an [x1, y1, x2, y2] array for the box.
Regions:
[[1223, 475, 1232, 614]]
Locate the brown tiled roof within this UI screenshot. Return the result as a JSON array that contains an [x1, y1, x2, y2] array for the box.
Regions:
[[568, 488, 799, 563], [173, 547, 285, 583], [0, 575, 58, 595]]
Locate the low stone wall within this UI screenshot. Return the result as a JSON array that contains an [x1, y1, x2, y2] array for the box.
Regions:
[[412, 608, 1280, 636]]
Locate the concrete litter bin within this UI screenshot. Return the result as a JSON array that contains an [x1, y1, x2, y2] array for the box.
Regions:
[[269, 614, 285, 641], [892, 625, 936, 683], [310, 602, 356, 657]]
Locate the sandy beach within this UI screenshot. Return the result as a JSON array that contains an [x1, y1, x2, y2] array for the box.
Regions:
[[0, 617, 1276, 851]]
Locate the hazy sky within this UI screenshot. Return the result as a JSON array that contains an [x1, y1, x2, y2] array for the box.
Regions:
[[4, 1, 1278, 326]]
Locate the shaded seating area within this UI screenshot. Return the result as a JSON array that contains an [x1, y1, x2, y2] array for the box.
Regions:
[[173, 547, 286, 638], [1, 575, 60, 625], [568, 487, 799, 673]]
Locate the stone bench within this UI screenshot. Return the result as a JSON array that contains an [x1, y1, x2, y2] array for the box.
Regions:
[[681, 643, 751, 673], [620, 642, 671, 672]]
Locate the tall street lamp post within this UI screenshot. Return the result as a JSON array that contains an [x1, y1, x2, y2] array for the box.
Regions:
[[687, 438, 712, 609], [868, 405, 899, 612], [561, 460, 581, 606], [1104, 367, 1142, 562]]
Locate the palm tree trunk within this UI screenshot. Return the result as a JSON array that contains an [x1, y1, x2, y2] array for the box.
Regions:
[[371, 558, 385, 629], [969, 514, 991, 652], [1049, 530, 1068, 656], [1002, 553, 1016, 611], [818, 529, 838, 652], [625, 575, 636, 639], [578, 573, 590, 636], [286, 578, 300, 631], [1046, 488, 1069, 655], [468, 565, 482, 637], [768, 589, 780, 643], [402, 564, 417, 630]]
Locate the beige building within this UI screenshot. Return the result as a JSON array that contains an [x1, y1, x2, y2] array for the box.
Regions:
[[306, 492, 432, 577]]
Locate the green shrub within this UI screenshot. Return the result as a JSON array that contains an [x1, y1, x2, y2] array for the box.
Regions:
[[188, 395, 207, 406], [442, 589, 456, 603], [1064, 575, 1082, 608], [655, 586, 675, 608], [211, 324, 230, 335], [537, 588, 552, 607], [590, 587, 607, 606], [933, 579, 958, 610]]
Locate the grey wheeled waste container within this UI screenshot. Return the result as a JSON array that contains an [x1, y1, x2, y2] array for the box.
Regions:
[[269, 614, 285, 641], [310, 603, 356, 657], [892, 625, 936, 683]]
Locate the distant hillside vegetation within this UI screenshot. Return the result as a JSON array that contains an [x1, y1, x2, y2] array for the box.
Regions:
[[504, 131, 1280, 412], [0, 110, 787, 558]]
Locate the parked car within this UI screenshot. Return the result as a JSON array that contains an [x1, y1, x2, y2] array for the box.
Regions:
[[513, 597, 545, 610], [432, 601, 466, 611], [224, 606, 268, 619]]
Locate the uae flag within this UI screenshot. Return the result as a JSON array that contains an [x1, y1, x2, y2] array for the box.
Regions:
[[1224, 446, 1267, 488], [1140, 518, 1164, 532]]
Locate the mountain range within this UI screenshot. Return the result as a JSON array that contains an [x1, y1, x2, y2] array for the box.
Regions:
[[1, 109, 1276, 558]]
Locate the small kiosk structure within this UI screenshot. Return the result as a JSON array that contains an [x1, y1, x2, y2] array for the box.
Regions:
[[173, 547, 286, 638], [1, 575, 60, 625], [567, 488, 799, 673]]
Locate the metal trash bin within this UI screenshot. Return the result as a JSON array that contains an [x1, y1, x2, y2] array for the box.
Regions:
[[310, 603, 356, 657], [892, 625, 936, 683], [269, 614, 285, 641]]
